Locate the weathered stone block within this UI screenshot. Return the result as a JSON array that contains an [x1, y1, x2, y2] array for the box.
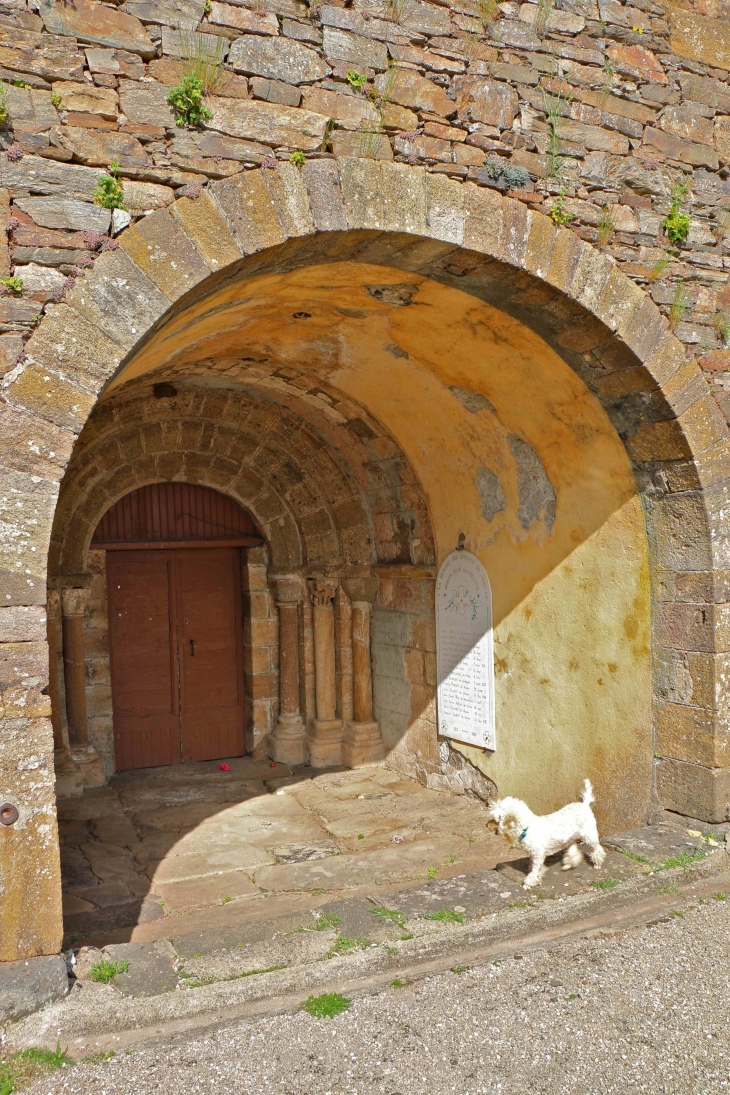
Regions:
[[323, 26, 387, 71], [0, 26, 84, 82], [86, 46, 144, 79], [121, 0, 204, 28], [39, 0, 155, 58], [119, 209, 211, 302], [250, 76, 301, 108], [425, 171, 464, 245], [211, 2, 279, 34], [454, 76, 518, 129], [229, 34, 326, 83], [172, 190, 243, 271], [59, 127, 151, 170], [205, 96, 328, 149], [0, 154, 101, 200], [261, 163, 315, 238], [656, 756, 730, 823], [463, 183, 503, 258], [14, 195, 110, 234], [0, 605, 46, 643], [381, 161, 426, 235], [670, 10, 730, 71], [24, 302, 122, 390], [523, 209, 557, 280], [119, 82, 175, 129], [301, 159, 347, 232], [594, 265, 644, 338], [339, 156, 384, 231], [64, 248, 169, 352], [0, 954, 68, 1024], [0, 468, 58, 606], [4, 360, 97, 434], [656, 702, 730, 767], [375, 67, 454, 118], [4, 85, 58, 134], [644, 127, 718, 170], [211, 171, 287, 254]]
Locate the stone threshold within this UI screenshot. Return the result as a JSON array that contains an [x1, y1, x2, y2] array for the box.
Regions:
[[5, 831, 728, 1054]]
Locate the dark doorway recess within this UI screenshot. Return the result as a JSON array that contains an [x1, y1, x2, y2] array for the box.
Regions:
[[94, 483, 260, 770]]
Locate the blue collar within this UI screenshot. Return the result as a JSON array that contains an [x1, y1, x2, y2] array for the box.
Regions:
[[518, 827, 528, 843]]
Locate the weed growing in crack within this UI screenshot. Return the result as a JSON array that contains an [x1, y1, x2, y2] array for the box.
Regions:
[[425, 908, 465, 924], [662, 181, 691, 247], [90, 958, 129, 984], [668, 281, 687, 330], [301, 992, 351, 1018], [592, 878, 619, 891]]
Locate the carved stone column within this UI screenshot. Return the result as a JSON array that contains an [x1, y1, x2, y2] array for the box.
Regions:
[[341, 577, 385, 768], [61, 585, 104, 787], [48, 590, 83, 798], [269, 577, 307, 765], [307, 579, 342, 767]]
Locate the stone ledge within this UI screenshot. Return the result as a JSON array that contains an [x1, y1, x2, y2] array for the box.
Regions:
[[0, 954, 68, 1025]]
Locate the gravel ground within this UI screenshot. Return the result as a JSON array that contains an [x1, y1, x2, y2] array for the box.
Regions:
[[21, 896, 730, 1095]]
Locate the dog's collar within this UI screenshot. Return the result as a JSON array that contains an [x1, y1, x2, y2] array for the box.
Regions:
[[518, 827, 528, 843]]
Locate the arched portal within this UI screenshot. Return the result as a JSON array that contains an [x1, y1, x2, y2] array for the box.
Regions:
[[3, 162, 728, 966]]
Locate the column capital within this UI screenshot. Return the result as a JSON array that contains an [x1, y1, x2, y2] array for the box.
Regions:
[[309, 578, 338, 607], [341, 576, 379, 605], [61, 586, 90, 617], [273, 576, 303, 605], [46, 589, 61, 615]]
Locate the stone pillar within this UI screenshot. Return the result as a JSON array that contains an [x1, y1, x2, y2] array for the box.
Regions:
[[269, 577, 307, 765], [61, 585, 104, 788], [307, 579, 342, 767], [48, 590, 82, 798], [341, 577, 385, 768]]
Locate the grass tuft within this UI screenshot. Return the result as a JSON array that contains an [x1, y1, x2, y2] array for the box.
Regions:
[[655, 849, 706, 872], [592, 878, 618, 891], [90, 958, 129, 984], [330, 935, 369, 956], [301, 992, 351, 1018], [0, 1042, 74, 1094], [371, 905, 407, 928], [424, 908, 465, 924]]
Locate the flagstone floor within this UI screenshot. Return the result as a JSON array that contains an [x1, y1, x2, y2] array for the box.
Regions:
[[58, 758, 511, 949]]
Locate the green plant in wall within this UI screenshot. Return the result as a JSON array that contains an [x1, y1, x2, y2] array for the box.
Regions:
[[534, 0, 554, 34], [713, 309, 730, 346], [320, 117, 335, 152], [290, 150, 306, 167], [177, 30, 226, 95], [167, 74, 213, 128], [662, 181, 690, 247], [649, 249, 674, 280], [475, 0, 498, 32], [541, 82, 570, 179], [93, 161, 128, 210], [346, 68, 367, 90], [483, 158, 531, 189], [0, 83, 7, 127], [0, 274, 22, 292], [549, 189, 573, 227], [669, 280, 687, 329], [50, 90, 61, 109], [597, 204, 617, 245]]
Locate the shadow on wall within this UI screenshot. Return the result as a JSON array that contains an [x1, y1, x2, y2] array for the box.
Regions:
[[54, 258, 655, 943]]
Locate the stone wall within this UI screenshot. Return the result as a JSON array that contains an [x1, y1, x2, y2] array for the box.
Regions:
[[2, 0, 730, 395]]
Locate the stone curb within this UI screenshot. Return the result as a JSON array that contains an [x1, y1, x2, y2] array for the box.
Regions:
[[5, 846, 727, 1049]]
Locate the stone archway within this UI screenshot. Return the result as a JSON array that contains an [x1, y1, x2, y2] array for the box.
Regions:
[[2, 160, 728, 965]]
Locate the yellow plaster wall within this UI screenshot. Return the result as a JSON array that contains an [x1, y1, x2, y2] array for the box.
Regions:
[[112, 262, 652, 832]]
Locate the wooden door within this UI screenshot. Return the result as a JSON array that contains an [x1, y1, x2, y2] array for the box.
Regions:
[[107, 547, 245, 770], [177, 548, 246, 762], [107, 550, 181, 769]]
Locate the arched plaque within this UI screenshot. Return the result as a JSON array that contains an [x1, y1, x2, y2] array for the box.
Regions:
[[435, 550, 495, 751]]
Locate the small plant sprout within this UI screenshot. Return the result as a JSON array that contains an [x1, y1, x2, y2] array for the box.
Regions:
[[649, 249, 674, 280], [534, 0, 553, 34], [549, 190, 573, 227], [167, 74, 213, 128], [662, 181, 691, 247], [50, 90, 61, 109], [90, 957, 129, 984], [301, 992, 351, 1018], [302, 911, 340, 931], [597, 204, 617, 246], [714, 891, 726, 900], [427, 866, 438, 879], [93, 162, 127, 210], [346, 68, 367, 89], [0, 83, 6, 127], [0, 274, 22, 293], [391, 977, 408, 988], [714, 310, 730, 347], [331, 935, 369, 956], [592, 878, 618, 891], [541, 82, 569, 179], [425, 908, 465, 924], [669, 280, 687, 330], [290, 150, 306, 168], [452, 964, 470, 974], [655, 848, 706, 872], [371, 905, 407, 928]]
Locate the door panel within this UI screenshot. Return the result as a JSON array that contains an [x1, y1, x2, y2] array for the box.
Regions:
[[177, 548, 246, 762], [107, 550, 180, 769]]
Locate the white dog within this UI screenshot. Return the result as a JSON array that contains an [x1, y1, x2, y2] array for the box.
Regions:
[[487, 779, 606, 891]]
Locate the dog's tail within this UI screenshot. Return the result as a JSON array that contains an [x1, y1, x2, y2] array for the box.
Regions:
[[580, 778, 594, 806]]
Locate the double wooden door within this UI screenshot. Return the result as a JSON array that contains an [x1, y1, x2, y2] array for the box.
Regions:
[[107, 547, 246, 770]]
